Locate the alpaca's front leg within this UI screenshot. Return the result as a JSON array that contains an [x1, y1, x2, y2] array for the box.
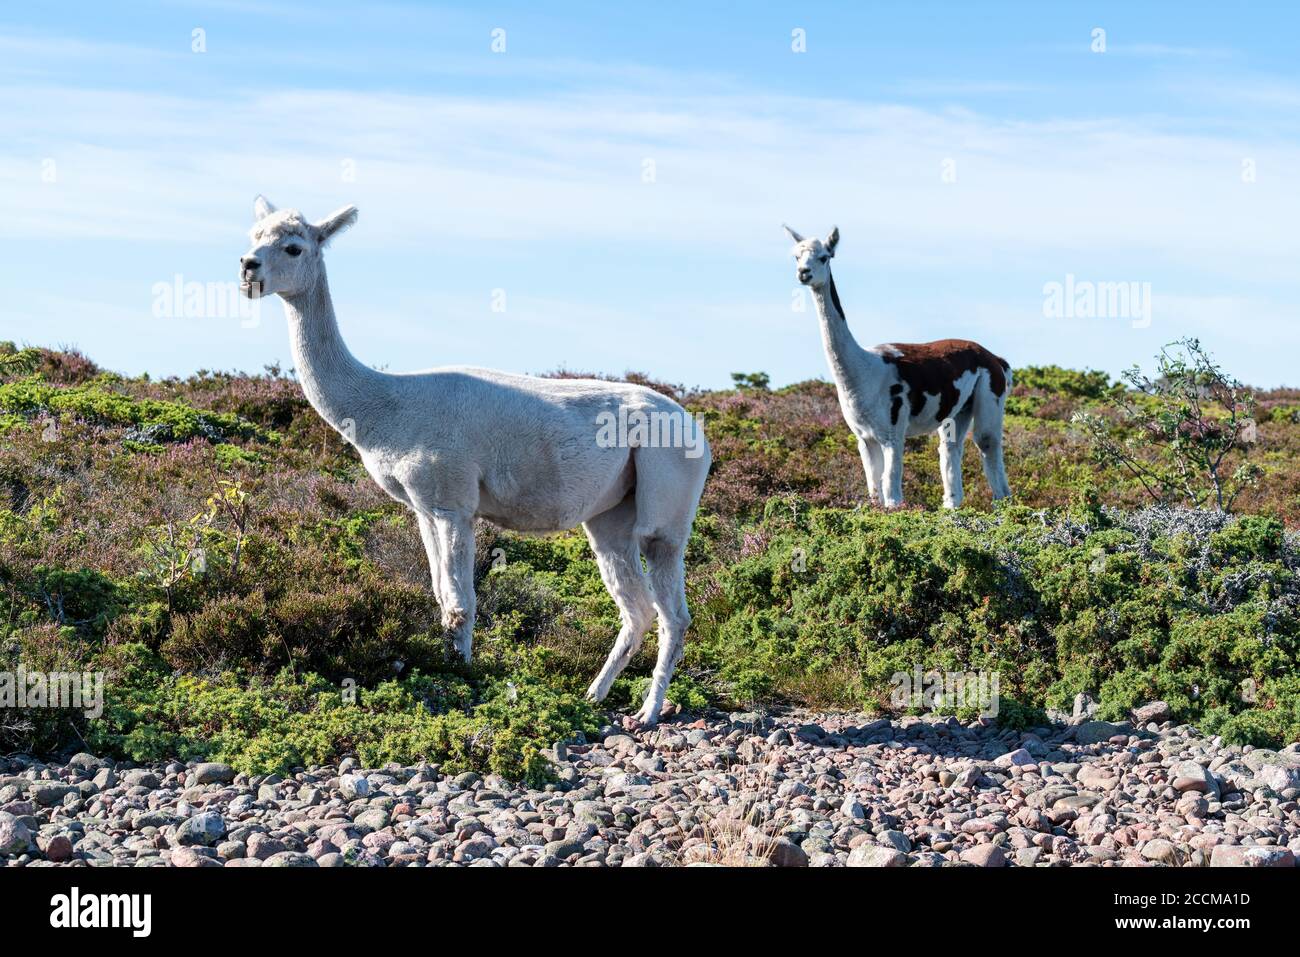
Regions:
[[418, 509, 477, 661], [856, 437, 883, 505], [879, 438, 905, 507], [937, 420, 965, 509], [415, 512, 451, 611]]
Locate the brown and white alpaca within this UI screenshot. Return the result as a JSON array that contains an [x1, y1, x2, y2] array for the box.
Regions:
[[784, 225, 1012, 508]]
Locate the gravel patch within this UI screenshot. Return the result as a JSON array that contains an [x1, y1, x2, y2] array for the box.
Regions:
[[2, 708, 1298, 867]]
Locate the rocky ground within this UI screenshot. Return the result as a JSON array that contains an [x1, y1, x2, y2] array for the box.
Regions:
[[2, 704, 1299, 867]]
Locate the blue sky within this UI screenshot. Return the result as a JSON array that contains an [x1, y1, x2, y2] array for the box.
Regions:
[[2, 1, 1300, 388]]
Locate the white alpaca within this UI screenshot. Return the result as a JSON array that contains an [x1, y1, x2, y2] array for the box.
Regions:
[[240, 197, 710, 726], [784, 225, 1011, 508]]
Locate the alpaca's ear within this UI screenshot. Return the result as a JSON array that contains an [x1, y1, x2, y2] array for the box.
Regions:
[[825, 226, 840, 256], [315, 205, 358, 246], [253, 195, 276, 221], [783, 224, 805, 243]]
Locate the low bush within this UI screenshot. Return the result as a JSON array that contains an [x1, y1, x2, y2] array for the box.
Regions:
[[2, 346, 1298, 780]]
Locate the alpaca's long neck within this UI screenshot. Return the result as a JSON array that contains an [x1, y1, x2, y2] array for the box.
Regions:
[[281, 271, 387, 442], [812, 272, 867, 389]]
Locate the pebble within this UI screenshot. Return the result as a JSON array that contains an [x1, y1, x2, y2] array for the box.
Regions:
[[191, 763, 236, 786], [1075, 721, 1126, 746], [1210, 845, 1296, 868], [339, 774, 370, 800], [959, 844, 1007, 867], [1131, 701, 1172, 725], [847, 844, 907, 867], [263, 851, 318, 867], [174, 811, 226, 847], [1169, 761, 1218, 796], [0, 813, 31, 855], [1, 703, 1296, 868]]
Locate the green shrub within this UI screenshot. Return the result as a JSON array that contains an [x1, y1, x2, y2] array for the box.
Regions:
[[85, 645, 599, 786], [6, 347, 1300, 778], [684, 503, 1300, 743], [0, 375, 273, 444]]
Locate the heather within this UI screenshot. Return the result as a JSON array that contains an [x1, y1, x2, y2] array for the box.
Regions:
[[2, 341, 1298, 780]]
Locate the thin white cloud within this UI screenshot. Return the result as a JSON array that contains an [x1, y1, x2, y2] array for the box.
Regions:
[[891, 80, 1044, 97], [4, 82, 1299, 284], [1114, 43, 1235, 60]]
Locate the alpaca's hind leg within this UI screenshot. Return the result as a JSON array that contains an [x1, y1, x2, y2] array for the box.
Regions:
[[626, 442, 709, 727], [975, 429, 1011, 500], [637, 533, 691, 727], [582, 496, 655, 703], [971, 380, 1012, 500], [419, 509, 477, 660], [938, 407, 973, 509], [857, 436, 883, 505]]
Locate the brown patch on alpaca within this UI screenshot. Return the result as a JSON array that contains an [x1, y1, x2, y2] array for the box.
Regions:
[[881, 339, 1010, 422]]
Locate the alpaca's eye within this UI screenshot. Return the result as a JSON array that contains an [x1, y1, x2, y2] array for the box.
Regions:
[[285, 245, 303, 257]]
